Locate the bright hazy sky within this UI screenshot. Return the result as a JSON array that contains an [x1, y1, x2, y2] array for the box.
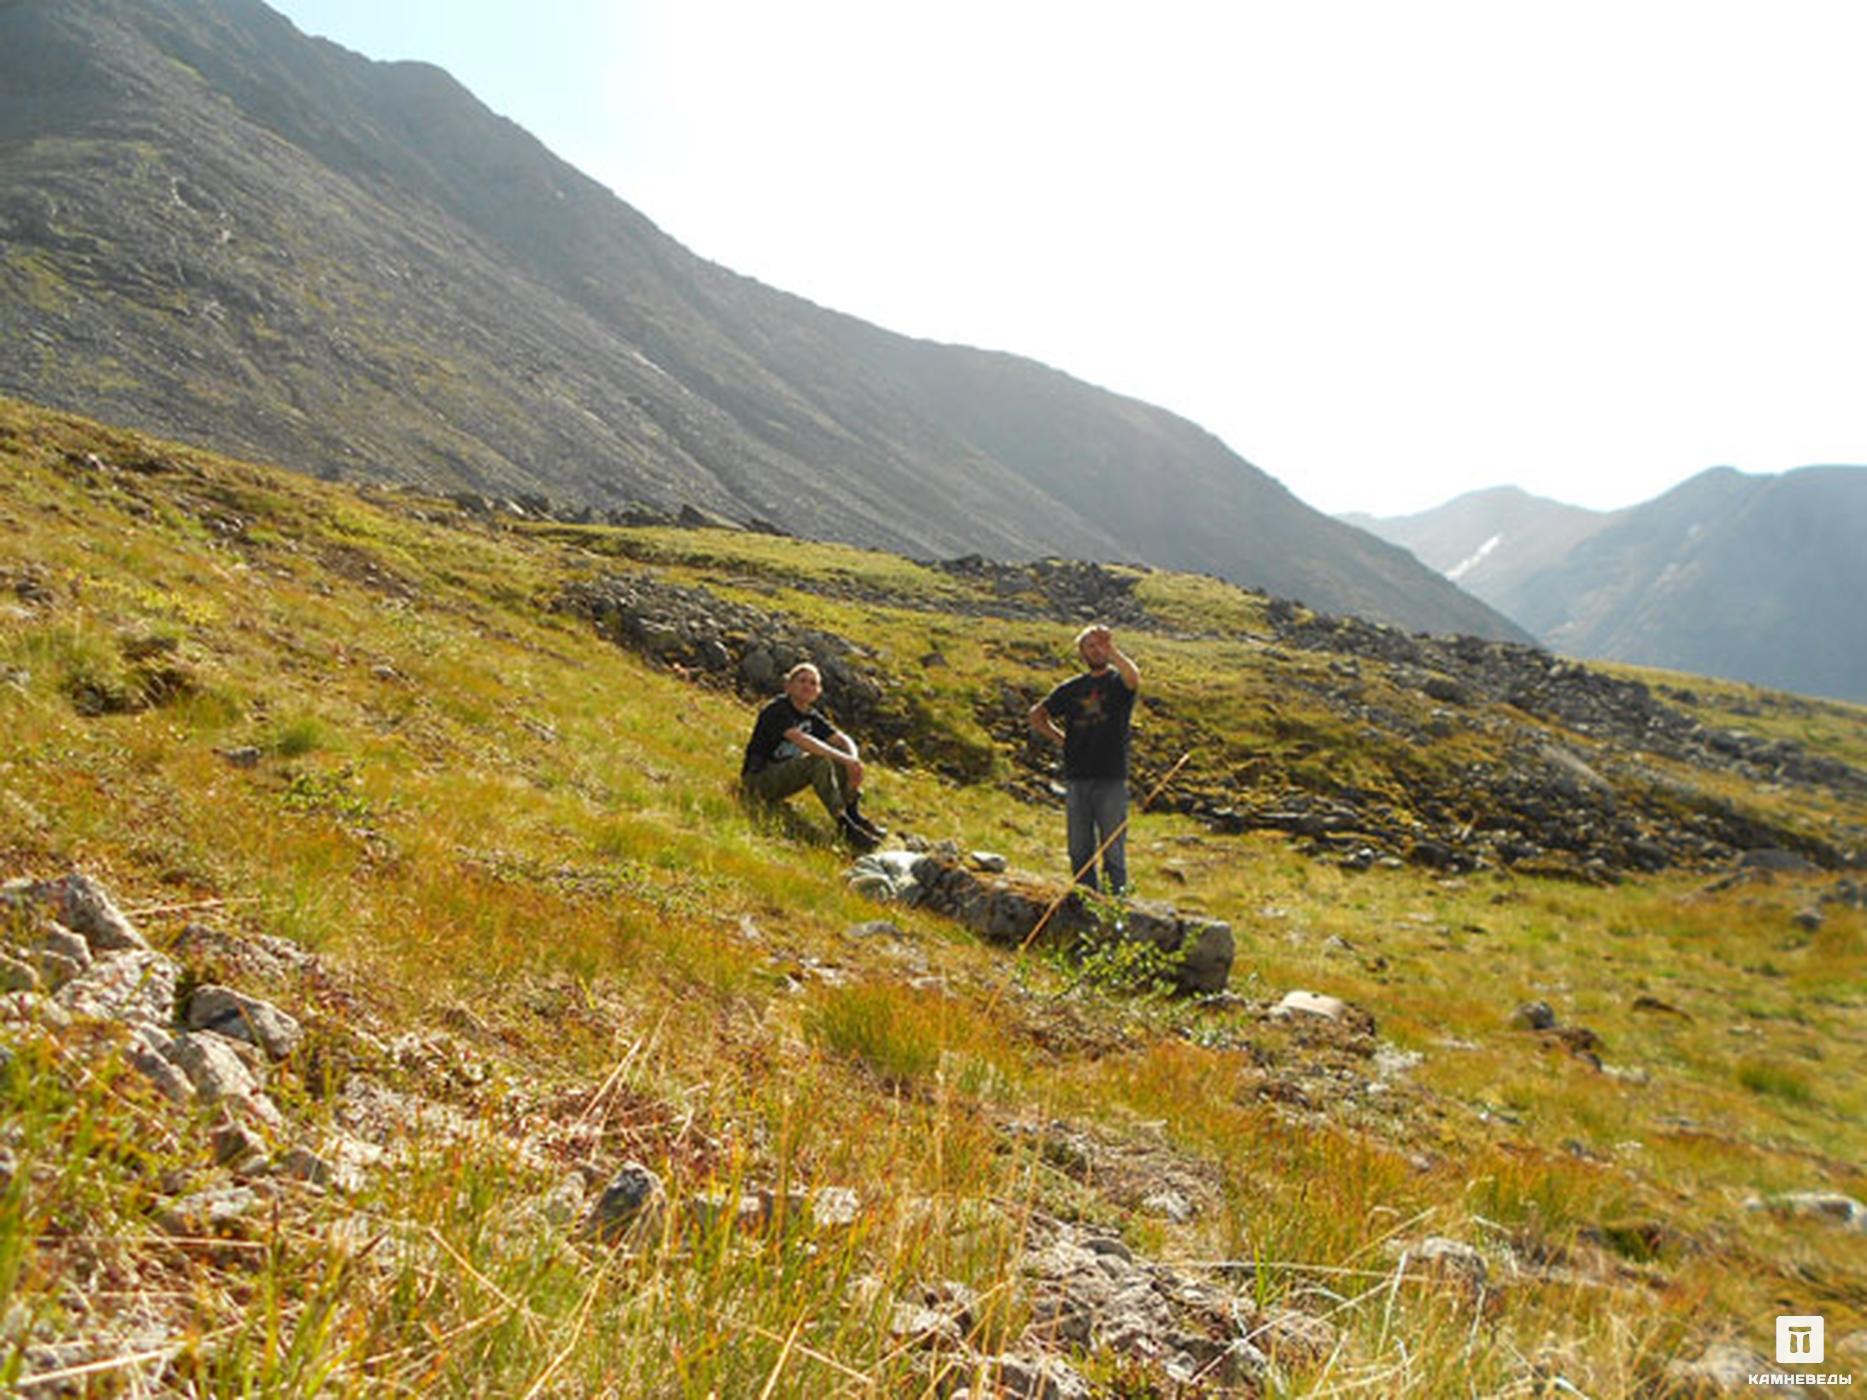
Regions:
[[268, 1, 1867, 517]]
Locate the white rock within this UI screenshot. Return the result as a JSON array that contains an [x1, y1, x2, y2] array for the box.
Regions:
[[1271, 990, 1348, 1022]]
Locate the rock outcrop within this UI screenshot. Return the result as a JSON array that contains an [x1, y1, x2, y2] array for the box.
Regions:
[[849, 851, 1234, 994]]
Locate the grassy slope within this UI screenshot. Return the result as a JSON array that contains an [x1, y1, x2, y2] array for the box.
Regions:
[[0, 395, 1863, 1395]]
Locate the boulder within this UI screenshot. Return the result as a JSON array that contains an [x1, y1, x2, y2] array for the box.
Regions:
[[878, 856, 1233, 994], [1272, 991, 1356, 1025], [186, 985, 304, 1061], [162, 1031, 263, 1103], [1738, 848, 1817, 873]]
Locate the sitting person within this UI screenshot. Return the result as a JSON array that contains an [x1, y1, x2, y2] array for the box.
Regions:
[[741, 662, 884, 850]]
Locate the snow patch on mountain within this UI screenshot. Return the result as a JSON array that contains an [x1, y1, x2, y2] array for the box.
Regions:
[[1446, 533, 1503, 582]]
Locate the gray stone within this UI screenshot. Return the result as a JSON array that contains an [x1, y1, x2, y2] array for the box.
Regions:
[[540, 1172, 587, 1226], [972, 1352, 1091, 1400], [55, 949, 180, 1026], [157, 1184, 263, 1235], [186, 985, 304, 1061], [35, 922, 92, 973], [887, 1302, 965, 1350], [1737, 848, 1817, 873], [1140, 1189, 1194, 1223], [1752, 1191, 1867, 1232], [162, 1031, 263, 1102], [276, 1139, 376, 1194], [1174, 916, 1235, 995], [1165, 1334, 1262, 1386], [810, 1186, 862, 1227], [843, 920, 906, 940], [1666, 1343, 1788, 1395], [30, 950, 84, 990], [1254, 1309, 1339, 1365], [221, 746, 263, 769], [1512, 1000, 1557, 1031], [739, 646, 777, 687], [896, 857, 1233, 993], [969, 851, 1008, 873], [128, 1030, 196, 1106], [1082, 1234, 1134, 1266], [0, 954, 40, 994], [212, 1121, 269, 1170], [4, 874, 147, 952], [0, 991, 70, 1028], [584, 1161, 665, 1244]]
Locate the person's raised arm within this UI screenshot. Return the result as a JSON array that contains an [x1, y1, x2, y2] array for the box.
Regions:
[[1108, 641, 1140, 692]]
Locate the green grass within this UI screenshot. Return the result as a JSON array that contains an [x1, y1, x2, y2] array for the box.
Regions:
[[0, 393, 1864, 1394]]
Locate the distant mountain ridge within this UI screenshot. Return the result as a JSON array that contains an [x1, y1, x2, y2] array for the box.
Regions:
[[0, 0, 1525, 641], [1348, 468, 1867, 701]]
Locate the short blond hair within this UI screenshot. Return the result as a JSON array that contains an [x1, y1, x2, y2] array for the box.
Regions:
[[785, 662, 821, 684]]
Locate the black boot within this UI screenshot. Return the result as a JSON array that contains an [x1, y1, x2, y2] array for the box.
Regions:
[[837, 810, 880, 852], [846, 793, 887, 839]]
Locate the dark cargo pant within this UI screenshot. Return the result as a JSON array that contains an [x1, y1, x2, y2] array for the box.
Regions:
[[744, 753, 852, 818]]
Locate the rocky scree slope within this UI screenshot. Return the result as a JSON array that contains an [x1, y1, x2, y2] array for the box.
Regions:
[[553, 539, 1864, 881]]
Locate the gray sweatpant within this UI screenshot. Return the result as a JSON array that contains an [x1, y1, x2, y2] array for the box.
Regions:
[[1066, 777, 1128, 894]]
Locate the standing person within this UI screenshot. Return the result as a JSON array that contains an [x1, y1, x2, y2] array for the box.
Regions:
[[1028, 624, 1140, 893], [742, 663, 884, 851]]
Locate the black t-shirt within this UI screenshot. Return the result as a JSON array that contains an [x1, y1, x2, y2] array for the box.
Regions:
[[742, 696, 836, 775], [1041, 669, 1136, 780]]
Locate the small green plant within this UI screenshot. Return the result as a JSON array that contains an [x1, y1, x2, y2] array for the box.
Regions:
[[1056, 892, 1188, 996], [803, 983, 943, 1086], [279, 765, 375, 823], [1069, 929, 1185, 996], [272, 713, 329, 757]]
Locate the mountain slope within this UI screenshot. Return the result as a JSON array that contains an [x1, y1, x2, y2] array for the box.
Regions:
[[1340, 485, 1612, 611], [1350, 470, 1867, 701], [0, 0, 1525, 641], [1518, 465, 1867, 700]]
